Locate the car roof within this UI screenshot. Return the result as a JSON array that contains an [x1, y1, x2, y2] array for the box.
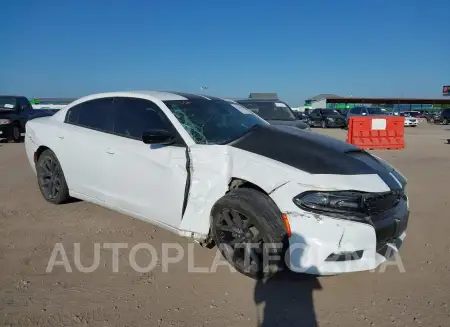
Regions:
[[73, 91, 229, 103], [0, 95, 26, 98]]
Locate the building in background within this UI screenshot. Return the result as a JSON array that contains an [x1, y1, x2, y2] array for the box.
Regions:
[[304, 94, 450, 111]]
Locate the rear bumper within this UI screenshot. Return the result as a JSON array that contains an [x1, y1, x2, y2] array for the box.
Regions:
[[0, 124, 13, 139]]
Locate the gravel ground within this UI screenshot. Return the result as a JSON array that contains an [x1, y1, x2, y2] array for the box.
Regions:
[[0, 123, 449, 327]]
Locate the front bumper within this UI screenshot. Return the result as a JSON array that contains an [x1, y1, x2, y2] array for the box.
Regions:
[[325, 119, 347, 127], [0, 124, 13, 139], [404, 120, 418, 126], [271, 185, 409, 275]]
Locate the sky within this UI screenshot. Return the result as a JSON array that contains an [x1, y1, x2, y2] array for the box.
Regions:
[[1, 0, 449, 106]]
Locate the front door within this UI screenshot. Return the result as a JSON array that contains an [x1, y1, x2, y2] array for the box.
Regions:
[[104, 97, 187, 229]]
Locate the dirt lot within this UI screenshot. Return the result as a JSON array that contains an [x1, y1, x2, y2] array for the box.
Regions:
[[1, 123, 449, 327]]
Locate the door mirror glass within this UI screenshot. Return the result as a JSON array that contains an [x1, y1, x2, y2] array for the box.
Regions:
[[142, 129, 176, 145]]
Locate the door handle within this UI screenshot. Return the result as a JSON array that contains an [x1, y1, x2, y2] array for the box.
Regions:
[[57, 135, 64, 140], [106, 148, 115, 155]]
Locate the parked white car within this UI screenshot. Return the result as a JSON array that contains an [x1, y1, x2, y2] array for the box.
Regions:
[[25, 91, 409, 278], [403, 115, 419, 127]]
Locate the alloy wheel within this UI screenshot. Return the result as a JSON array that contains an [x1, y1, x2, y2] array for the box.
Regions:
[[38, 157, 62, 199], [215, 208, 265, 274]]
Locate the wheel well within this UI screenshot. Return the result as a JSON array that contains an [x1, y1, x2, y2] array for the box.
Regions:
[[228, 178, 268, 196], [34, 146, 50, 163], [200, 178, 270, 249]]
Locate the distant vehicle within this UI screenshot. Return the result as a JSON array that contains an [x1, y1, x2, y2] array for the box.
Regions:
[[429, 108, 450, 125], [25, 91, 409, 278], [346, 106, 388, 124], [399, 112, 418, 127], [235, 99, 311, 131], [293, 111, 309, 123], [401, 111, 425, 119], [308, 108, 347, 128], [0, 95, 58, 142]]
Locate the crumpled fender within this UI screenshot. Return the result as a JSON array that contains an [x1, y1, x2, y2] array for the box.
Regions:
[[178, 145, 292, 238]]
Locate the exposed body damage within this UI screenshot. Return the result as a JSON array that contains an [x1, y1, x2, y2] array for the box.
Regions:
[[24, 90, 409, 276]]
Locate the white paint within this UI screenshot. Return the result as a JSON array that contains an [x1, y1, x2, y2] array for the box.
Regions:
[[371, 118, 387, 130], [275, 102, 287, 108], [3, 104, 14, 108], [24, 90, 409, 276]]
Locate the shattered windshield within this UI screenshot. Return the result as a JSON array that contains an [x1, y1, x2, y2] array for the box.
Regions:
[[0, 97, 17, 110], [163, 99, 267, 144]]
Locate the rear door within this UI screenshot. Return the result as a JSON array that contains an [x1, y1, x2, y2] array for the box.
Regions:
[[104, 97, 187, 229], [57, 98, 116, 202]]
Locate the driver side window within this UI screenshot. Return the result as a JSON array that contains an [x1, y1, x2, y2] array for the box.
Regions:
[[113, 97, 178, 142]]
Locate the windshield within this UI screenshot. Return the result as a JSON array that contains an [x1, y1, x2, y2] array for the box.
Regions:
[[163, 99, 268, 144], [237, 101, 296, 121], [0, 97, 17, 110], [367, 107, 385, 115], [322, 109, 341, 116]]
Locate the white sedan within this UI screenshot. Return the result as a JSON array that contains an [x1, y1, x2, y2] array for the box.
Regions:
[[25, 91, 409, 278], [403, 116, 419, 127]]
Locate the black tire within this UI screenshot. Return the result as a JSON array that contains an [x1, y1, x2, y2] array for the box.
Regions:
[[36, 149, 70, 204], [443, 118, 449, 125], [321, 120, 327, 128], [211, 188, 289, 279], [11, 124, 21, 143]]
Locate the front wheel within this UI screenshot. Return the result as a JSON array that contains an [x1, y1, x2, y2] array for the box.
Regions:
[[210, 188, 289, 279], [443, 118, 449, 125], [36, 149, 70, 204]]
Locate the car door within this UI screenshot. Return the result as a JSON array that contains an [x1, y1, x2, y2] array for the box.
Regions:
[[104, 96, 187, 229], [56, 98, 116, 202], [309, 109, 321, 126]]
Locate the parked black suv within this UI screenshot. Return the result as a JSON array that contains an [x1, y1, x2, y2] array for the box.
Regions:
[[0, 95, 58, 142], [307, 108, 347, 128], [430, 109, 450, 124], [235, 99, 310, 131]]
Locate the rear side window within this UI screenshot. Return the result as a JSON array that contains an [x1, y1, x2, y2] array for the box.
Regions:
[[113, 97, 173, 140], [65, 98, 115, 133]]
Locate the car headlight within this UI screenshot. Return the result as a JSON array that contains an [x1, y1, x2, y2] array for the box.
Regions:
[[0, 119, 11, 125], [293, 191, 367, 221]]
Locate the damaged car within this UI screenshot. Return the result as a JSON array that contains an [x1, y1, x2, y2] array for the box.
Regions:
[[25, 91, 409, 279]]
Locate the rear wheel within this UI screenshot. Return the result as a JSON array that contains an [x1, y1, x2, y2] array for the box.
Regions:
[[11, 124, 21, 143], [36, 149, 70, 204], [443, 118, 449, 125], [211, 188, 289, 279]]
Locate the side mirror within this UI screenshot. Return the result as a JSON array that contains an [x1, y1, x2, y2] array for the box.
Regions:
[[142, 129, 176, 145]]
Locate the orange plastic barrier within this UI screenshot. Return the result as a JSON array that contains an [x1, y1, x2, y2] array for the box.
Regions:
[[346, 116, 405, 150]]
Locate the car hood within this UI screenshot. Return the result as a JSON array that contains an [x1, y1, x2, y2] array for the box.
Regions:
[[230, 124, 405, 190], [266, 119, 310, 129]]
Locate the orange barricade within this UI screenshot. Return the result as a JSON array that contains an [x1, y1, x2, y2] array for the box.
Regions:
[[346, 116, 405, 150]]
